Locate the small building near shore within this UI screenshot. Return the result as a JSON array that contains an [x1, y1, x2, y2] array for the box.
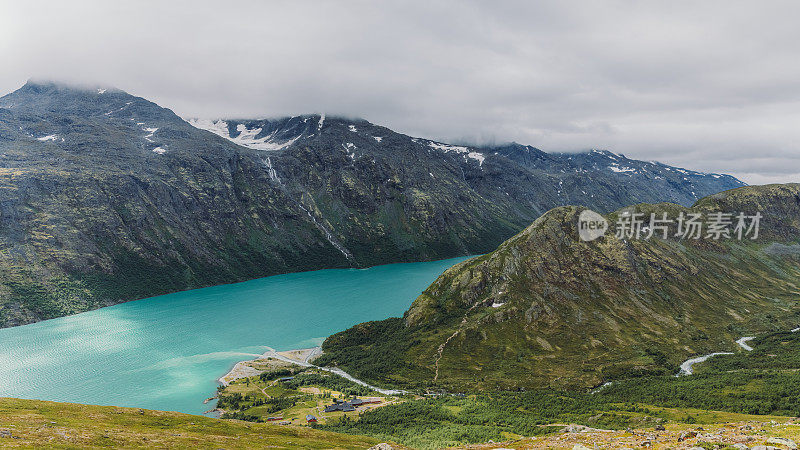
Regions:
[[323, 401, 356, 412]]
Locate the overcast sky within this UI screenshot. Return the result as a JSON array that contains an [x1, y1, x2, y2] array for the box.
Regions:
[[2, 0, 799, 184]]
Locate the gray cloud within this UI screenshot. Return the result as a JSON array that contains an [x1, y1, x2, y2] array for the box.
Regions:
[[1, 0, 799, 184]]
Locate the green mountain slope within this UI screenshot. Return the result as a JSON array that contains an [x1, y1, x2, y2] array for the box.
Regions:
[[0, 397, 385, 448], [317, 184, 800, 391], [0, 80, 742, 327]]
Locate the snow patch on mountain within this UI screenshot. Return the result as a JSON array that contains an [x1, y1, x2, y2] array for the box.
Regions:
[[142, 127, 158, 142], [592, 149, 623, 160], [36, 134, 59, 142], [187, 119, 300, 151], [428, 142, 486, 166], [608, 164, 636, 173], [428, 142, 469, 153], [342, 142, 357, 159]]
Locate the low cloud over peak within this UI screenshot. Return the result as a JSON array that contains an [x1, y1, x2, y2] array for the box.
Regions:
[[2, 0, 798, 184]]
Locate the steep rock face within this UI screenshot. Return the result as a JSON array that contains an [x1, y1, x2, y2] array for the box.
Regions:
[[0, 81, 743, 327], [319, 184, 800, 391]]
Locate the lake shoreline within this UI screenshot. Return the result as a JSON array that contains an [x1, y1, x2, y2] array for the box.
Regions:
[[217, 347, 320, 386], [0, 256, 479, 332], [215, 346, 406, 397], [0, 257, 468, 415]]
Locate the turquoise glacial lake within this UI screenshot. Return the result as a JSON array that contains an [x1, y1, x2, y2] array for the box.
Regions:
[[0, 257, 470, 414]]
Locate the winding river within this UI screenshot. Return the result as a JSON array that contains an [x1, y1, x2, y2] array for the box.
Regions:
[[677, 335, 761, 376]]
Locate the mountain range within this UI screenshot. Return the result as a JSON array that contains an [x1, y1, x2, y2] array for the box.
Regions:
[[318, 184, 800, 391], [0, 80, 743, 327]]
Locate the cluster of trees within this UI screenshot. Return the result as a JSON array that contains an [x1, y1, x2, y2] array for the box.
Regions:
[[283, 373, 376, 397], [217, 391, 311, 416], [315, 318, 423, 386], [320, 392, 655, 448], [259, 367, 305, 382]]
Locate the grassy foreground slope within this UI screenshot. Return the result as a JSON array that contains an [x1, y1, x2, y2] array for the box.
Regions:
[[318, 184, 800, 391], [0, 397, 383, 449]]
